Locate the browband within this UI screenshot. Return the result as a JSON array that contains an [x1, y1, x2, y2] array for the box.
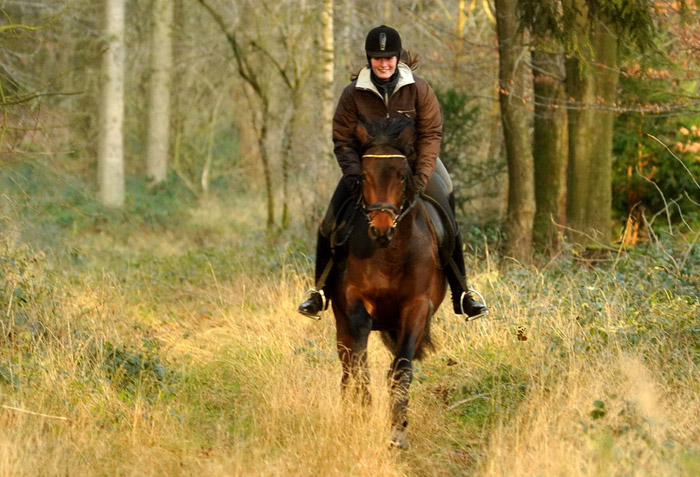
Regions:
[[361, 154, 407, 159]]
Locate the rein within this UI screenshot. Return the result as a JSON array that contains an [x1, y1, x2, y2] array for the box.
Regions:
[[360, 153, 418, 230]]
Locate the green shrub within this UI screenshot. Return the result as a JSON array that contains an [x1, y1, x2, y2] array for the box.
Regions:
[[612, 68, 700, 225], [436, 88, 506, 217]]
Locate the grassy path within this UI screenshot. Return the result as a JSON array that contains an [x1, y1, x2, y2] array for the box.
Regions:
[[1, 174, 699, 475]]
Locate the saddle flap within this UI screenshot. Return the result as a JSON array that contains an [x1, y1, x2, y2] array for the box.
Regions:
[[421, 198, 453, 265]]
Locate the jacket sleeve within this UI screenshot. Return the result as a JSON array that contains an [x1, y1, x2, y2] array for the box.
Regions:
[[332, 85, 362, 177], [414, 78, 443, 181]]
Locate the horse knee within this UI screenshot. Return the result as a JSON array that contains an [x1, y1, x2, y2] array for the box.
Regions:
[[349, 302, 372, 340]]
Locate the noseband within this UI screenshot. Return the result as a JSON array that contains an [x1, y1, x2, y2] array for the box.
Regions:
[[361, 153, 418, 229]]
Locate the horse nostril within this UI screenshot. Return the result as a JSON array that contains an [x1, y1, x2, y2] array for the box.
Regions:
[[386, 227, 395, 242], [368, 226, 378, 240]]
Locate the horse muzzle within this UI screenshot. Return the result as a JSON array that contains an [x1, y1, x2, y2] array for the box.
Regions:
[[368, 223, 396, 247], [364, 201, 402, 247]]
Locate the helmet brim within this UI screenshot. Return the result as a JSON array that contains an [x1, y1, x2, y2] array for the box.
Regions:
[[367, 51, 399, 58]]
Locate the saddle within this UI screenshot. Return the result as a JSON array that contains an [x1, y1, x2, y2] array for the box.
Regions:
[[419, 194, 455, 266]]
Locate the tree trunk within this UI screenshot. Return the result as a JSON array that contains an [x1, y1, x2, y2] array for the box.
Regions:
[[383, 0, 392, 22], [565, 64, 594, 243], [259, 117, 275, 231], [98, 0, 125, 208], [201, 89, 224, 199], [532, 49, 568, 250], [495, 0, 535, 261], [321, 0, 334, 153], [564, 0, 618, 245], [587, 21, 618, 241], [339, 0, 355, 74], [146, 0, 173, 185], [564, 0, 591, 243]]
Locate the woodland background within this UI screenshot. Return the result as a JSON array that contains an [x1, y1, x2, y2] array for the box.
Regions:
[[1, 1, 699, 476]]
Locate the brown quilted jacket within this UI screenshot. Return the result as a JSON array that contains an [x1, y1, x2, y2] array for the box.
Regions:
[[332, 63, 443, 182]]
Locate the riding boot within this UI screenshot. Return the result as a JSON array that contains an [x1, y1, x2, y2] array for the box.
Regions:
[[297, 229, 332, 319], [446, 230, 489, 319]]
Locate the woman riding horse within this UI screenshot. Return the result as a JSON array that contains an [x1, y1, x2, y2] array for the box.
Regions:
[[298, 24, 488, 320], [333, 117, 447, 449]]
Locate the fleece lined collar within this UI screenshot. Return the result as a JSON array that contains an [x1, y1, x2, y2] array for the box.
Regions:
[[356, 62, 415, 99]]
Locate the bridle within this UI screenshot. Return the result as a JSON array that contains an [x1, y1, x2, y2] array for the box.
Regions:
[[360, 153, 418, 230]]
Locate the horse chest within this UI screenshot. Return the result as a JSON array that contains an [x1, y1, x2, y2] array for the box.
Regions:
[[348, 256, 403, 291]]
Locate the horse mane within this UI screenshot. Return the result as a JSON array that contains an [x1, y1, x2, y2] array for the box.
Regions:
[[358, 117, 415, 155]]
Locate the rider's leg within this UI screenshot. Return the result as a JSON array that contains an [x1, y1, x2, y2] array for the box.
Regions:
[[423, 160, 488, 319], [298, 177, 353, 318], [447, 228, 489, 318], [298, 228, 332, 318]]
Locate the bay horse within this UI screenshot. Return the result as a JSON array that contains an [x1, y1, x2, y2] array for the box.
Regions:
[[329, 118, 446, 449]]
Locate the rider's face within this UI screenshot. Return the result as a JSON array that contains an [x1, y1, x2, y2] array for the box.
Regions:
[[370, 56, 398, 79]]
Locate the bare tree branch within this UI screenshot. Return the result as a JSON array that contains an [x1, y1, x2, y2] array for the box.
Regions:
[[0, 90, 81, 106]]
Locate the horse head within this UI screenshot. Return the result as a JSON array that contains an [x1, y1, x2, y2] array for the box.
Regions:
[[357, 118, 417, 247]]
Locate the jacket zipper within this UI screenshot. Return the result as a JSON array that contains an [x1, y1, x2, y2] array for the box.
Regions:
[[359, 77, 405, 118], [383, 90, 390, 118]]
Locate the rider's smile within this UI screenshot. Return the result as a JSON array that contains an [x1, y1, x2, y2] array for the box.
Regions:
[[370, 56, 398, 80]]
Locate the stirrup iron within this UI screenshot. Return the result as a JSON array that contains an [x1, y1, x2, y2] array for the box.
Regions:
[[461, 288, 489, 322], [300, 288, 328, 321]]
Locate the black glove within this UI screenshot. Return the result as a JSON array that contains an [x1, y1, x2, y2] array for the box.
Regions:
[[412, 173, 428, 195], [343, 173, 363, 198]]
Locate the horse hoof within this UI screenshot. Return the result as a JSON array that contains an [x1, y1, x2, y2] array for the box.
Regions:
[[389, 430, 408, 450]]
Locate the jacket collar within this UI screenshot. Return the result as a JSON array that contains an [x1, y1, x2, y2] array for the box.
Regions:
[[356, 62, 415, 97]]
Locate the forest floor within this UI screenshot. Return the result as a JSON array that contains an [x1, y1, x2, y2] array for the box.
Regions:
[[1, 161, 699, 476]]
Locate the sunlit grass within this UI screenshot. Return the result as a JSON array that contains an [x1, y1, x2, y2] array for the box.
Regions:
[[1, 173, 699, 476]]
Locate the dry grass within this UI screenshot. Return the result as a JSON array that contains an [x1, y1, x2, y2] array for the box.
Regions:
[[1, 194, 699, 476]]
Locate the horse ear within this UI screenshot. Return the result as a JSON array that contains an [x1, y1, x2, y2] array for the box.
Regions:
[[356, 121, 373, 148]]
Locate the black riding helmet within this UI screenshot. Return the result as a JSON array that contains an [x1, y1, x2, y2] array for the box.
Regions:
[[365, 25, 402, 59]]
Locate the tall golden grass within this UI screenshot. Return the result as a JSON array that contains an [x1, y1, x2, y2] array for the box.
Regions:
[[1, 193, 699, 476]]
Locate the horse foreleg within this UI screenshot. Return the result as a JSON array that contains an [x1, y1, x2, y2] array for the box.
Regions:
[[337, 334, 353, 394], [388, 300, 430, 449], [336, 301, 373, 405], [337, 333, 370, 404], [388, 355, 412, 449]]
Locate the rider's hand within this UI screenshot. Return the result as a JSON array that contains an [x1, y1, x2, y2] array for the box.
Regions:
[[412, 173, 428, 194], [344, 173, 363, 198]]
